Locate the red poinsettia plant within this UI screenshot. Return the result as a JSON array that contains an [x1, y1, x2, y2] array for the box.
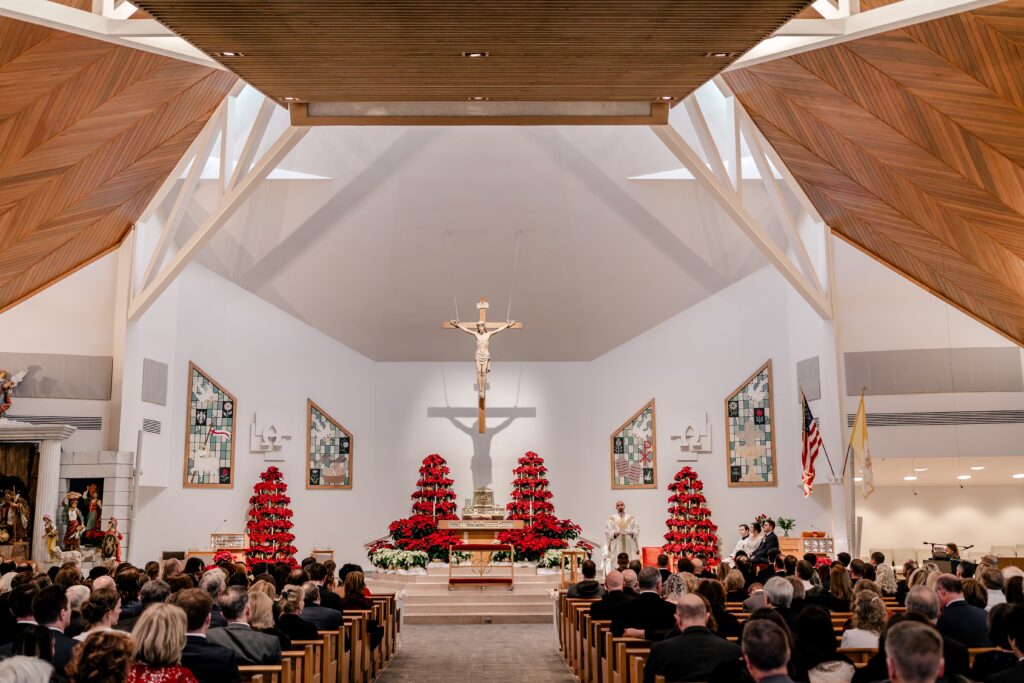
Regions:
[[387, 454, 463, 561], [662, 466, 721, 565], [498, 451, 584, 562], [245, 466, 298, 569]]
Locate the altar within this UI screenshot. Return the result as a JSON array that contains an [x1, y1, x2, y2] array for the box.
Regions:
[[439, 518, 524, 543]]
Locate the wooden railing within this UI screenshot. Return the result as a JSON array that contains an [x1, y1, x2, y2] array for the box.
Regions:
[[238, 593, 399, 683]]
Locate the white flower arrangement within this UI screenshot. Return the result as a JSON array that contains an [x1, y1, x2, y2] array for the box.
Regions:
[[537, 549, 565, 569], [369, 548, 429, 571]]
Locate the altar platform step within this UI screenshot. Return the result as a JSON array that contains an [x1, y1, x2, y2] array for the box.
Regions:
[[367, 567, 560, 624]]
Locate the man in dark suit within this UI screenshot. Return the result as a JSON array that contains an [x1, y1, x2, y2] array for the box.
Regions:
[[935, 574, 993, 647], [208, 587, 282, 665], [656, 555, 672, 584], [307, 562, 345, 613], [885, 620, 944, 683], [0, 584, 38, 650], [32, 585, 75, 674], [743, 619, 796, 683], [168, 588, 240, 683], [643, 594, 742, 683], [989, 605, 1024, 683], [611, 567, 675, 639], [589, 570, 635, 622], [115, 579, 171, 633], [750, 519, 780, 565], [763, 577, 799, 633], [299, 582, 343, 631]]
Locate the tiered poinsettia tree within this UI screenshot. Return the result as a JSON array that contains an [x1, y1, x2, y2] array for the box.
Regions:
[[246, 466, 298, 569], [663, 466, 720, 565], [387, 454, 463, 561], [498, 451, 586, 562]]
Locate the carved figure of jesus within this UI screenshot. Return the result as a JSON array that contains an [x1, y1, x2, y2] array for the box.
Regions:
[[449, 319, 517, 397]]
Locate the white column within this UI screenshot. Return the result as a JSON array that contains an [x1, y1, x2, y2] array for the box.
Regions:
[[32, 439, 63, 564]]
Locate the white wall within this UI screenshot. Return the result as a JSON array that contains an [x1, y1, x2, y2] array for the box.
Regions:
[[861, 485, 1024, 560], [126, 263, 378, 564], [0, 253, 119, 452]]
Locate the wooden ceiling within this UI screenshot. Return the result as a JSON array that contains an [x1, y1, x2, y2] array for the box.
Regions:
[[0, 13, 235, 313], [723, 0, 1024, 346], [130, 1, 811, 104]]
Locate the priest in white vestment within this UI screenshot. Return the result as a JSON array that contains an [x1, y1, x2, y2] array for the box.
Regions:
[[602, 500, 639, 574]]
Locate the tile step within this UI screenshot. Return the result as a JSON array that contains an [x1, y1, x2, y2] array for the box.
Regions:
[[403, 613, 553, 625]]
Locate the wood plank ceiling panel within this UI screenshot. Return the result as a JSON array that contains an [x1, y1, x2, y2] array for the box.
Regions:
[[131, 1, 811, 104], [0, 15, 236, 313], [723, 0, 1024, 345]]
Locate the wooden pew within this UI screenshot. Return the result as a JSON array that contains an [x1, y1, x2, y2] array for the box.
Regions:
[[604, 634, 650, 683], [291, 639, 326, 683], [969, 647, 999, 668], [317, 631, 341, 683], [839, 648, 877, 665], [281, 648, 310, 683], [589, 619, 612, 683], [344, 611, 370, 683], [625, 647, 650, 683], [240, 667, 282, 683]]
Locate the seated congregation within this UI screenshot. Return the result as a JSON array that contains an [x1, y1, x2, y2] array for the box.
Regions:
[[0, 555, 393, 683], [561, 550, 1024, 683]]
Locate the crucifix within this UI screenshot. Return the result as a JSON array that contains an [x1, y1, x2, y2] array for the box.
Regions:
[[442, 297, 523, 433]]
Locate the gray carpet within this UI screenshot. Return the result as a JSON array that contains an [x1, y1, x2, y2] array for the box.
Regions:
[[376, 623, 575, 682]]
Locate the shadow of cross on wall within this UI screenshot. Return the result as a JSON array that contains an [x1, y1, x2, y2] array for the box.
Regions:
[[426, 406, 537, 490]]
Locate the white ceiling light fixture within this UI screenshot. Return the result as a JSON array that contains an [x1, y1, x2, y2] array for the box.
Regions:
[[913, 467, 928, 472], [854, 477, 863, 482], [969, 466, 985, 471], [957, 475, 971, 480], [903, 476, 918, 481], [1013, 474, 1024, 480], [462, 51, 489, 58]]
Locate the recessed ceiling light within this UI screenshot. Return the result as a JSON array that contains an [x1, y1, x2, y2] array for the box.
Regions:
[[913, 467, 928, 472], [659, 96, 675, 101], [467, 96, 488, 101], [854, 477, 863, 482], [957, 475, 972, 480], [462, 51, 489, 58], [1013, 474, 1024, 479], [219, 51, 243, 57], [903, 476, 918, 481], [282, 96, 298, 101], [970, 466, 985, 471], [706, 52, 734, 58]]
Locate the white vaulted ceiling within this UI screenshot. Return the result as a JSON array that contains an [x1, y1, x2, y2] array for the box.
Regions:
[[160, 97, 796, 361]]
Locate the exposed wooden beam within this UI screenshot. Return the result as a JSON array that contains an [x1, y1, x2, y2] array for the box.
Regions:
[[128, 125, 309, 320], [650, 123, 833, 319]]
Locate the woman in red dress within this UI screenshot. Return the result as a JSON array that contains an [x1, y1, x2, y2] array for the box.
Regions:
[[128, 603, 198, 683]]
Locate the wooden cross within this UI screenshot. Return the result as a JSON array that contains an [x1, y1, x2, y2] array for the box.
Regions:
[[442, 297, 523, 433]]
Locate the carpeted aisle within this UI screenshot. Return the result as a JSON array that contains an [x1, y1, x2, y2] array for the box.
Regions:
[[376, 623, 574, 682]]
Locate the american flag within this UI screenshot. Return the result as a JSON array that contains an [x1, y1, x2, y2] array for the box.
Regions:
[[801, 393, 823, 496]]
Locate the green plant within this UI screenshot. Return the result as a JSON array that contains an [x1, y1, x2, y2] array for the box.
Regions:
[[775, 516, 796, 536]]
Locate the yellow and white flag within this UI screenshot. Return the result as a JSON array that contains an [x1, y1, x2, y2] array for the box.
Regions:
[[847, 394, 874, 499]]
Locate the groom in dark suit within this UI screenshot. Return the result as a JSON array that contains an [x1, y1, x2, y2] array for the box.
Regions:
[[935, 574, 993, 648], [750, 519, 779, 565]]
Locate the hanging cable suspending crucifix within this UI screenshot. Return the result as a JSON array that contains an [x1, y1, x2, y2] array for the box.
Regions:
[[441, 230, 524, 433]]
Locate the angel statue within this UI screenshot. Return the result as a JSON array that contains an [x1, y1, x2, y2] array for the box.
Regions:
[[1, 489, 31, 542], [42, 514, 60, 560], [0, 368, 28, 418]]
